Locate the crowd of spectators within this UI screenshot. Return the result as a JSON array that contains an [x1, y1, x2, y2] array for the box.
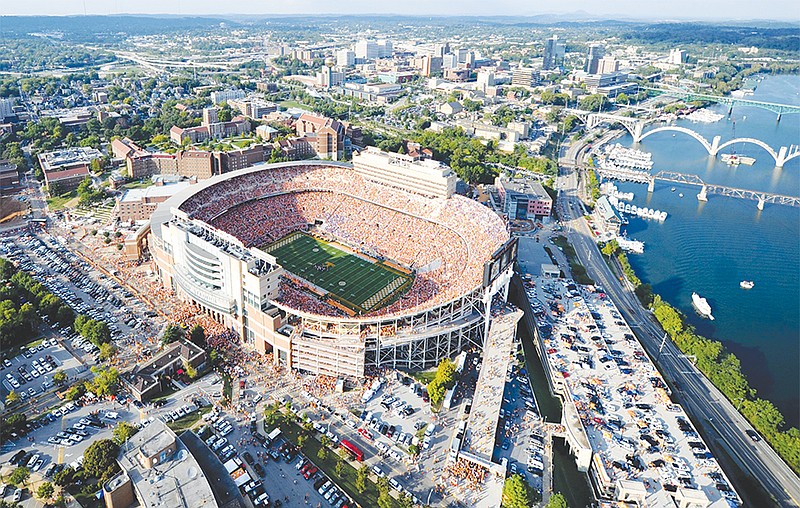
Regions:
[[174, 164, 508, 318], [444, 458, 489, 491]]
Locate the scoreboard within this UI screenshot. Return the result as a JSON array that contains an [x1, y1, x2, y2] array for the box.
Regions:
[[482, 237, 518, 288]]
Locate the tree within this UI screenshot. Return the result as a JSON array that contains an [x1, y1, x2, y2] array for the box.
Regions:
[[5, 390, 20, 405], [8, 467, 30, 487], [502, 474, 531, 508], [427, 378, 446, 408], [601, 239, 619, 257], [377, 490, 393, 508], [161, 324, 183, 345], [182, 360, 198, 380], [435, 358, 457, 388], [113, 422, 139, 445], [398, 493, 415, 508], [317, 446, 328, 461], [189, 325, 206, 348], [65, 383, 86, 401], [83, 439, 120, 481], [53, 467, 76, 487], [99, 342, 117, 361], [356, 465, 369, 493], [320, 436, 332, 449], [546, 492, 568, 508], [334, 457, 344, 477], [89, 365, 120, 397], [297, 435, 307, 449], [37, 481, 55, 501]]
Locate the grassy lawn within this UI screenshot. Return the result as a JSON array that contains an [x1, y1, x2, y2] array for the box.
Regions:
[[47, 192, 78, 211], [168, 406, 212, 433], [281, 422, 400, 508], [408, 370, 436, 385], [552, 236, 594, 285], [279, 100, 309, 110], [121, 179, 153, 190]]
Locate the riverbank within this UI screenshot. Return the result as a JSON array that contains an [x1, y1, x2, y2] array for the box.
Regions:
[[597, 238, 800, 476]]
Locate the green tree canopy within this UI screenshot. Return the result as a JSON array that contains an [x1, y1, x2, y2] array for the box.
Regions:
[[83, 439, 120, 481], [189, 325, 206, 348], [113, 422, 140, 445], [37, 481, 55, 501], [546, 492, 568, 508], [8, 467, 30, 487], [162, 324, 184, 345]]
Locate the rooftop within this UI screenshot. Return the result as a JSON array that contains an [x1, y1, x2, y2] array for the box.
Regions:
[[463, 308, 522, 461], [115, 419, 217, 508], [38, 147, 103, 171], [119, 181, 192, 203], [530, 277, 739, 505], [496, 177, 551, 200]]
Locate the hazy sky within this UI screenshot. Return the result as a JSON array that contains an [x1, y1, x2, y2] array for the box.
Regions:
[[2, 0, 796, 20]]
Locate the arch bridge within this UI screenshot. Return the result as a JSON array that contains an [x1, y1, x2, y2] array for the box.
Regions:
[[567, 108, 800, 167], [635, 126, 800, 168]]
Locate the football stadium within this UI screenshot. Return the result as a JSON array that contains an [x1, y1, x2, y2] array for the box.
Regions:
[[149, 153, 516, 378]]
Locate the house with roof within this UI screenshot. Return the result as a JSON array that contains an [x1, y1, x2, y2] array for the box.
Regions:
[[123, 340, 207, 402]]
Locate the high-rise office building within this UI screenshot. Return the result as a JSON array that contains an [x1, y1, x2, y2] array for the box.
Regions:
[[668, 48, 688, 65], [337, 49, 355, 67], [597, 56, 620, 74], [542, 35, 566, 71], [511, 67, 538, 87], [442, 54, 458, 69], [477, 70, 495, 90], [585, 44, 605, 74], [355, 40, 380, 60]]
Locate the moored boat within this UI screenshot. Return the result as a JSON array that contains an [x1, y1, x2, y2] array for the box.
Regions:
[[692, 292, 714, 320]]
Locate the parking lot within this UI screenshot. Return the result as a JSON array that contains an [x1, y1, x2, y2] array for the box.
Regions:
[[0, 399, 132, 507], [491, 367, 548, 495], [1, 338, 85, 402]]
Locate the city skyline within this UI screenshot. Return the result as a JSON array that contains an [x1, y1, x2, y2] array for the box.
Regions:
[[2, 0, 795, 21]]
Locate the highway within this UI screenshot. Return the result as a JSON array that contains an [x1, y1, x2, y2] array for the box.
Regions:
[[556, 135, 800, 507]]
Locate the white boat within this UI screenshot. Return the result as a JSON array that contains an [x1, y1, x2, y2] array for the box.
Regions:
[[692, 292, 714, 320], [658, 211, 668, 221], [740, 280, 754, 290], [721, 153, 756, 166], [616, 237, 644, 254]]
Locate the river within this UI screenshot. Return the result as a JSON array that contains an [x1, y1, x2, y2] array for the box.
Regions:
[[612, 74, 800, 427]]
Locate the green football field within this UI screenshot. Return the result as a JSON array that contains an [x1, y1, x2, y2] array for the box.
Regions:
[[262, 232, 413, 314]]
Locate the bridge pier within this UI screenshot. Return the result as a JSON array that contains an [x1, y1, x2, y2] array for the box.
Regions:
[[697, 185, 708, 202], [710, 136, 721, 156], [647, 178, 654, 193], [776, 146, 787, 168], [757, 196, 765, 211]]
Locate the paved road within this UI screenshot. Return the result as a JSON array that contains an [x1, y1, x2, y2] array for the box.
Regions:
[[557, 136, 800, 507]]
